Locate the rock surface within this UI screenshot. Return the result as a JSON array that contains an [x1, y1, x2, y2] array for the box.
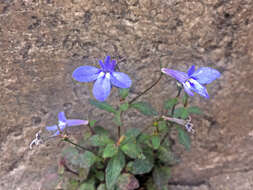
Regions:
[[0, 0, 253, 189]]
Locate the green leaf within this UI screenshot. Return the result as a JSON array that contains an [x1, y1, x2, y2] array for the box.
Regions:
[[157, 146, 179, 165], [121, 142, 143, 159], [119, 88, 129, 99], [137, 133, 150, 145], [131, 102, 158, 116], [67, 179, 80, 190], [146, 177, 156, 190], [97, 184, 106, 190], [94, 126, 110, 136], [80, 151, 98, 168], [113, 111, 122, 126], [78, 168, 90, 181], [89, 99, 116, 113], [95, 170, 105, 181], [173, 107, 189, 119], [62, 146, 80, 166], [177, 127, 191, 150], [89, 120, 96, 127], [119, 102, 129, 112], [152, 166, 170, 190], [106, 151, 126, 190], [90, 135, 114, 147], [187, 106, 203, 115], [103, 143, 118, 158], [157, 120, 167, 132], [117, 173, 139, 190], [127, 159, 153, 175], [151, 135, 161, 150], [122, 128, 141, 144], [164, 98, 178, 110], [79, 178, 96, 190]]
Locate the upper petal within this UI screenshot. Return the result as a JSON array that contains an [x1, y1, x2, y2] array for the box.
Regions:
[[187, 65, 195, 76], [72, 66, 101, 82], [92, 73, 111, 101], [103, 56, 116, 72], [66, 119, 89, 127], [161, 68, 189, 83], [58, 112, 67, 122], [188, 79, 209, 98], [110, 72, 132, 88], [191, 67, 221, 84]]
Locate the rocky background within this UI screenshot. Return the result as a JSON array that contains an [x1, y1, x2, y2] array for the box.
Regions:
[[0, 0, 253, 189]]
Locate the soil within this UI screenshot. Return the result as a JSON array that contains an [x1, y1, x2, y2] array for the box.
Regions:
[[0, 0, 253, 189]]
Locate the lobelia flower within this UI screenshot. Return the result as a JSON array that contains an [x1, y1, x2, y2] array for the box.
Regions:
[[46, 111, 89, 136], [161, 65, 221, 98], [162, 116, 195, 133], [72, 56, 132, 101]]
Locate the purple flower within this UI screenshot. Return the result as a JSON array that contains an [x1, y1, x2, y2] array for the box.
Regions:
[[72, 56, 132, 101], [46, 111, 89, 136], [161, 65, 221, 98]]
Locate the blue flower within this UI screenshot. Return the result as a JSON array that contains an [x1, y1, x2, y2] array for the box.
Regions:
[[46, 111, 89, 136], [72, 56, 132, 101], [161, 65, 221, 98]]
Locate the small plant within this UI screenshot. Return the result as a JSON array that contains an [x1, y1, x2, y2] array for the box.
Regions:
[[36, 56, 220, 190]]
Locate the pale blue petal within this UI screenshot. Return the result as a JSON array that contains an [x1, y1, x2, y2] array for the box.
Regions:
[[187, 65, 195, 76], [189, 79, 209, 98], [161, 68, 189, 83], [110, 72, 132, 88], [72, 66, 101, 82], [183, 83, 194, 96], [58, 112, 67, 122], [46, 125, 58, 131], [53, 130, 60, 136], [66, 119, 89, 127], [92, 73, 111, 101], [191, 67, 221, 84]]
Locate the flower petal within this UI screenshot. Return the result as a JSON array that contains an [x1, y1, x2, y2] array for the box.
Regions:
[[46, 125, 58, 131], [72, 66, 101, 82], [188, 79, 209, 98], [66, 119, 89, 127], [99, 60, 105, 70], [183, 82, 194, 96], [187, 65, 195, 76], [191, 67, 221, 84], [52, 130, 60, 136], [92, 73, 111, 101], [110, 72, 132, 88], [161, 68, 189, 83], [103, 56, 116, 72], [104, 56, 111, 65], [58, 112, 67, 122]]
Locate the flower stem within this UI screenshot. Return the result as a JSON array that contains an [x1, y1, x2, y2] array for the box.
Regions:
[[88, 123, 95, 135], [129, 64, 163, 105], [63, 138, 86, 151], [161, 87, 182, 145], [171, 87, 182, 115], [62, 162, 79, 176], [118, 126, 121, 138]]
